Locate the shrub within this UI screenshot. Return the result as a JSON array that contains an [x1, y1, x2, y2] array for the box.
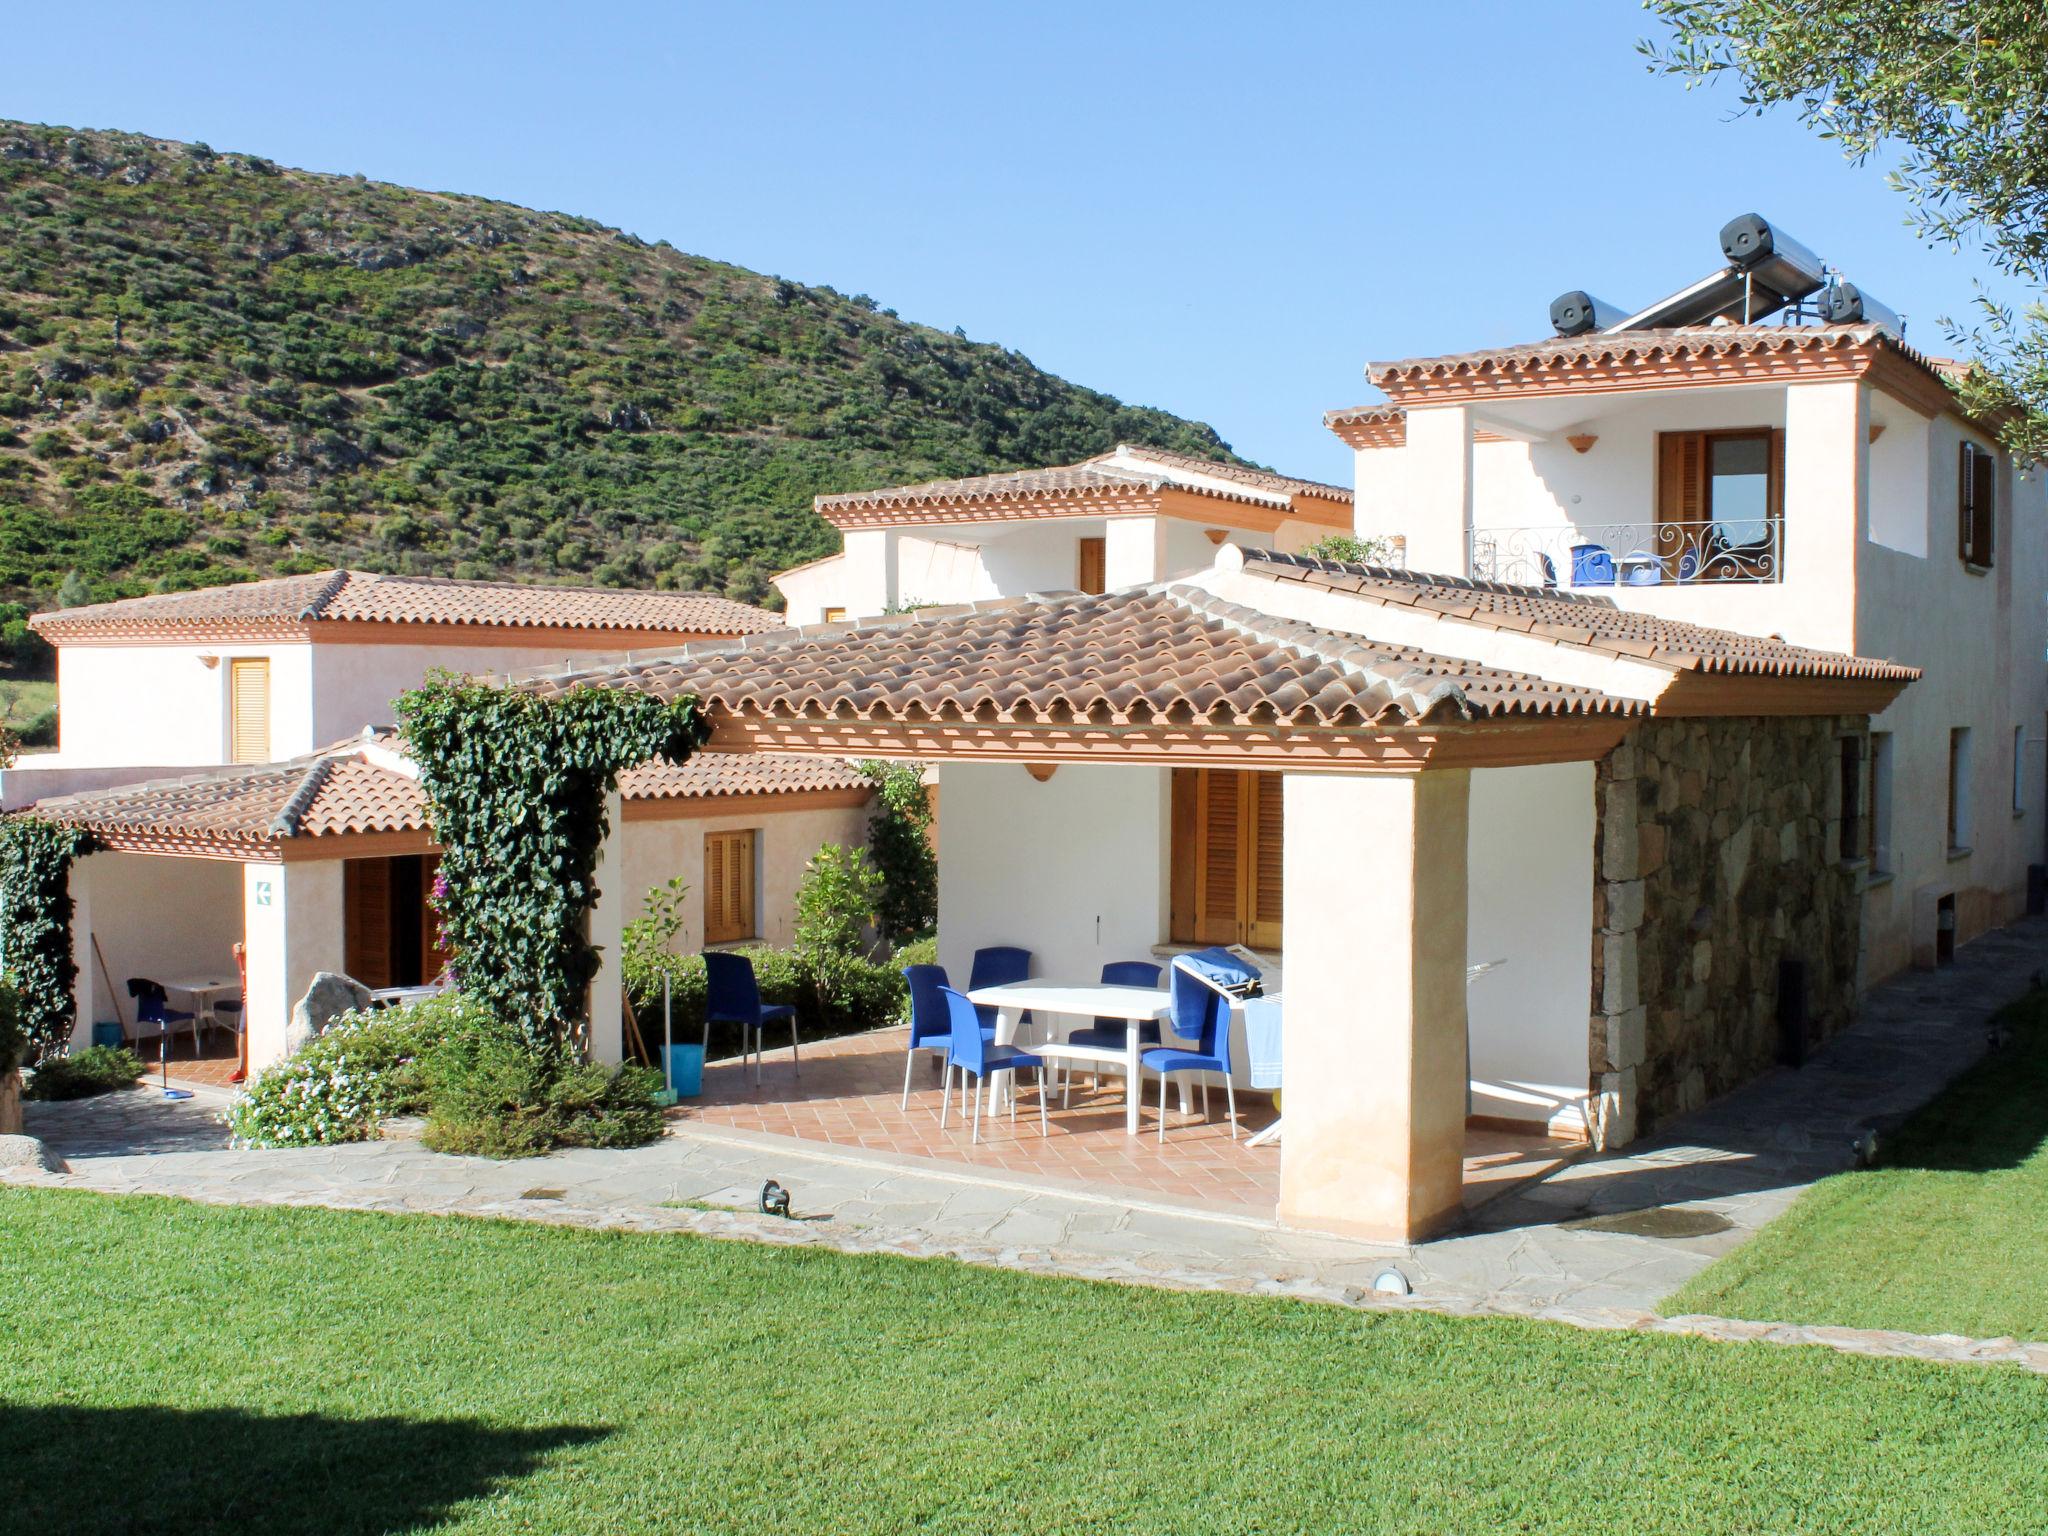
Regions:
[[893, 936, 937, 970], [861, 761, 937, 945], [417, 1019, 664, 1158], [620, 876, 689, 1011], [25, 1044, 144, 1101], [792, 844, 886, 1028], [625, 943, 908, 1058], [0, 977, 24, 1075], [1302, 532, 1397, 565], [226, 994, 468, 1147]]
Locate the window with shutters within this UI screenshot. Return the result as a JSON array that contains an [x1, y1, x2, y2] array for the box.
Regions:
[[1655, 428, 1783, 581], [1169, 769, 1282, 950], [1077, 536, 1107, 595], [704, 829, 759, 945], [1958, 441, 1996, 570], [822, 607, 847, 623], [227, 658, 271, 764]]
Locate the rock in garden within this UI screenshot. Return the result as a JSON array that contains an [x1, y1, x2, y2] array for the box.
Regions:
[[0, 1135, 64, 1174], [284, 972, 374, 1056]]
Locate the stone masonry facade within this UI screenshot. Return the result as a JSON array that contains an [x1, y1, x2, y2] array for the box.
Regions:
[[1591, 715, 1865, 1142]]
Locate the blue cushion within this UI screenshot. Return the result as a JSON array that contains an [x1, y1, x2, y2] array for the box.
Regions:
[[977, 1045, 1042, 1072], [1066, 1022, 1161, 1049], [1142, 1047, 1226, 1075]]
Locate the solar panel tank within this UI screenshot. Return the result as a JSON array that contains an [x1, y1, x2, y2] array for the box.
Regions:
[[1719, 213, 1827, 302], [1549, 291, 1628, 337], [1822, 281, 1904, 338]]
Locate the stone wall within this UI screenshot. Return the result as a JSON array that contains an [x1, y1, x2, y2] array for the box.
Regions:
[[1591, 715, 1865, 1141]]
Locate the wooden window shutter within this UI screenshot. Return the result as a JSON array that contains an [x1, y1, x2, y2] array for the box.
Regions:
[[1077, 537, 1107, 595], [228, 658, 271, 764], [1962, 443, 1996, 569], [1192, 770, 1244, 946], [1247, 771, 1284, 950], [1171, 769, 1284, 949], [1768, 427, 1786, 522], [704, 829, 757, 945], [343, 859, 393, 990], [1656, 431, 1704, 526], [1169, 769, 1198, 942], [1959, 441, 1976, 563]]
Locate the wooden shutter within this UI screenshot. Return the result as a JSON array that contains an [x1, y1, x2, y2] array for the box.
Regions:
[[1170, 769, 1283, 948], [1077, 537, 1107, 595], [1959, 442, 1996, 569], [1247, 771, 1284, 950], [228, 658, 271, 764], [343, 858, 393, 990], [704, 829, 757, 945], [1656, 431, 1704, 528]]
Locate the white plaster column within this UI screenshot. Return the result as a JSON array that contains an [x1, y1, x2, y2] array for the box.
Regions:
[[1279, 769, 1471, 1243], [1398, 405, 1474, 576], [68, 853, 95, 1050], [840, 528, 900, 618], [1103, 515, 1166, 589], [241, 859, 345, 1072], [1781, 379, 1868, 652], [586, 789, 626, 1065]]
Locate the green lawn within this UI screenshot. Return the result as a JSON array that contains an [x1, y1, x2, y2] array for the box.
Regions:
[[1671, 990, 2048, 1342], [3, 1191, 2046, 1534]]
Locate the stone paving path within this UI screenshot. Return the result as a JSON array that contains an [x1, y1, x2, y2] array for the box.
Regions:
[[11, 917, 2048, 1375]]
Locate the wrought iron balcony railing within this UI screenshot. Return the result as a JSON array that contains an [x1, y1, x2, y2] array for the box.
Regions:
[[1467, 519, 1782, 589]]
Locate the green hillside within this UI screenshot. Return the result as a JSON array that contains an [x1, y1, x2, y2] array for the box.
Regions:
[[0, 120, 1243, 634]]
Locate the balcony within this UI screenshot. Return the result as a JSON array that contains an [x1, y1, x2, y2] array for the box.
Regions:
[[1468, 519, 1782, 589]]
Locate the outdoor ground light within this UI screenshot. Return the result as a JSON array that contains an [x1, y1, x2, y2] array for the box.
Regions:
[[1373, 1268, 1413, 1297], [759, 1179, 792, 1218]]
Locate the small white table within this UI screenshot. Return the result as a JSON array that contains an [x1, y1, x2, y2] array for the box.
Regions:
[[965, 980, 1173, 1136], [164, 976, 239, 1041], [369, 983, 446, 1009]]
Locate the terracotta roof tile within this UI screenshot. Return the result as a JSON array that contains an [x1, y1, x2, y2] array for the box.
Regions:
[[1368, 323, 1924, 390], [1237, 550, 1920, 681], [814, 443, 1348, 520], [22, 735, 867, 852], [29, 571, 786, 641], [524, 586, 1642, 728]]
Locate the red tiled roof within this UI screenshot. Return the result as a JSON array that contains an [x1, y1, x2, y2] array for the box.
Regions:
[[29, 570, 786, 641], [524, 586, 1642, 728], [814, 443, 1348, 519], [1238, 550, 1920, 681], [23, 736, 868, 852]]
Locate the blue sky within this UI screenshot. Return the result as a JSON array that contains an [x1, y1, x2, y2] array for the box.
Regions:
[[6, 1, 2006, 483]]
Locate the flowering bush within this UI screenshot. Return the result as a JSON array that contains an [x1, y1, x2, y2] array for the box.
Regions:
[[226, 995, 472, 1148]]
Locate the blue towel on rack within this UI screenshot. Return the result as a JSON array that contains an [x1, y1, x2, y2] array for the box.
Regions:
[[1243, 998, 1284, 1090]]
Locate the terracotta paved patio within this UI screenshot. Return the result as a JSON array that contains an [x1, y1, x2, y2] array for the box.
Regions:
[[673, 1024, 1578, 1220]]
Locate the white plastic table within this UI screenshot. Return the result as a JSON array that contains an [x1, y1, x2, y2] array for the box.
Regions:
[[964, 980, 1173, 1136], [369, 984, 446, 1009], [164, 976, 238, 1036]]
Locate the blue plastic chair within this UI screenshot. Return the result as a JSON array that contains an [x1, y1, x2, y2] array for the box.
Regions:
[[1676, 547, 1701, 583], [126, 977, 199, 1054], [901, 963, 992, 1110], [1142, 962, 1240, 1142], [703, 951, 799, 1087], [1569, 544, 1616, 587], [968, 944, 1033, 1037], [1060, 961, 1164, 1105], [938, 985, 1048, 1144]]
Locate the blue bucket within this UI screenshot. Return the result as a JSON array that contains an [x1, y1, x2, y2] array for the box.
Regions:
[[92, 1021, 124, 1050], [663, 1043, 705, 1099]]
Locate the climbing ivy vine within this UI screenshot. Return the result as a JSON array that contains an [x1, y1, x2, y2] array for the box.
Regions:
[[0, 818, 98, 1064], [396, 675, 709, 1057]]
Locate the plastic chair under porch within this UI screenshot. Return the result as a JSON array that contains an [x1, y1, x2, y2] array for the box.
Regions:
[[938, 984, 1049, 1145], [703, 951, 799, 1087]]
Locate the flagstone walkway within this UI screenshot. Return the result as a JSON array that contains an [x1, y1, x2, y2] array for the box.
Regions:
[[12, 916, 2048, 1374]]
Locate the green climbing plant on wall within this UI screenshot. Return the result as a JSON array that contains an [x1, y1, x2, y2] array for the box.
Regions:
[[395, 675, 709, 1057], [860, 760, 937, 946], [0, 818, 97, 1064]]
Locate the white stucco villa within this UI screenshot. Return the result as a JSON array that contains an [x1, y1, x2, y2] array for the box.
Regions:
[[9, 570, 876, 1074]]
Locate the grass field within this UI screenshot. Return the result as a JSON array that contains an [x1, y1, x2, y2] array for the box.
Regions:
[[1670, 990, 2048, 1342], [3, 1188, 2046, 1534]]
